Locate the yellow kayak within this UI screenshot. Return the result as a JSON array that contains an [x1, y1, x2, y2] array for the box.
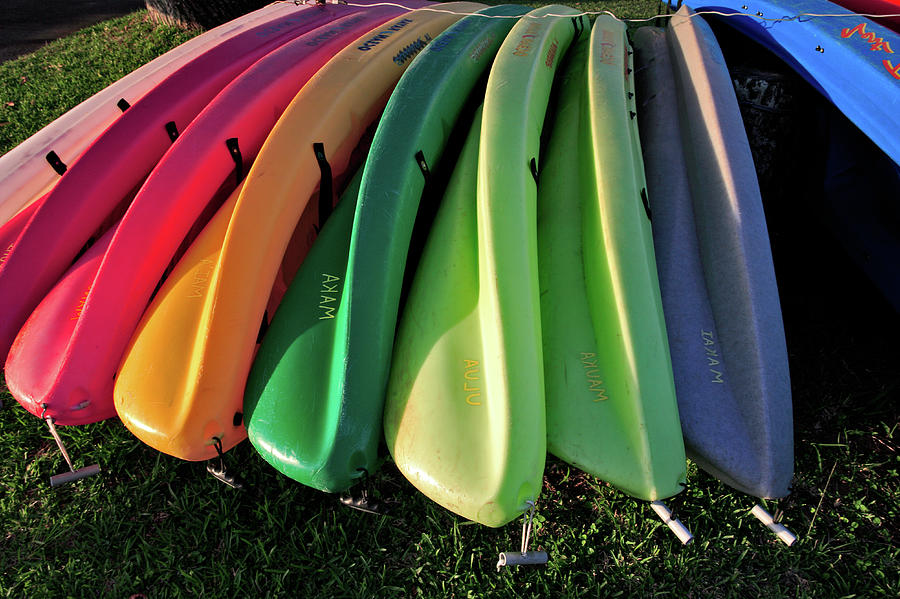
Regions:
[[113, 4, 481, 461]]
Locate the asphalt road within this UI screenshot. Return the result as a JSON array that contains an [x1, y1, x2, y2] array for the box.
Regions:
[[0, 0, 145, 63]]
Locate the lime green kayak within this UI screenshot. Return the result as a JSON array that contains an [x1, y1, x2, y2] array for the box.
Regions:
[[538, 16, 685, 501], [243, 4, 524, 493], [385, 5, 586, 527]]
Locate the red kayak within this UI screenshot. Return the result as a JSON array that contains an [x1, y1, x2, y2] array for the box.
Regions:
[[3, 4, 409, 426], [0, 2, 357, 362]]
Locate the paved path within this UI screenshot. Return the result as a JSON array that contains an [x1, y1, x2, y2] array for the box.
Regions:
[[0, 0, 144, 64]]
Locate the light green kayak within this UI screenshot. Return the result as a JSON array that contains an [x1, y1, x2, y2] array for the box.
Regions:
[[385, 5, 586, 527], [244, 4, 525, 493], [538, 16, 685, 501]]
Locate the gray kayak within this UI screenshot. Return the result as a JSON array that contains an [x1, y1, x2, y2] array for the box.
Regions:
[[632, 8, 793, 499]]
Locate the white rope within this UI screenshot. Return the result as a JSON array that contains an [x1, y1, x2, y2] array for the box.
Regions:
[[276, 0, 900, 25]]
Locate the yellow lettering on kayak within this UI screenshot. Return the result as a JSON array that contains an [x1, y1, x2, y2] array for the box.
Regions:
[[581, 352, 608, 402], [318, 272, 341, 319], [0, 242, 12, 265], [70, 289, 89, 321], [464, 359, 481, 406], [188, 259, 215, 298]]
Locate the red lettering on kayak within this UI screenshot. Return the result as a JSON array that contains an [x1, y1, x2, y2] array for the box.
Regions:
[[545, 39, 558, 67], [841, 22, 894, 53], [513, 22, 542, 57], [885, 59, 900, 79], [469, 33, 495, 63], [599, 28, 617, 65]]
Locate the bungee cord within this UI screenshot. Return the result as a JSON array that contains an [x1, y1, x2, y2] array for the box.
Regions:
[[274, 0, 900, 25]]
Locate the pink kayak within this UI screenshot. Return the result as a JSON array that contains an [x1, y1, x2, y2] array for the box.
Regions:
[[6, 221, 121, 421], [0, 1, 312, 227], [3, 5, 409, 426], [0, 197, 43, 267], [0, 2, 358, 359]]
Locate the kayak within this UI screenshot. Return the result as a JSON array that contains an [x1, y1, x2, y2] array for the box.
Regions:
[[385, 4, 587, 527], [831, 0, 900, 32], [0, 2, 359, 360], [539, 17, 686, 502], [684, 0, 900, 167], [114, 5, 480, 461], [0, 0, 315, 227], [820, 106, 900, 312], [633, 7, 793, 499], [5, 220, 121, 418], [0, 197, 43, 270], [3, 7, 408, 427], [246, 4, 527, 493]]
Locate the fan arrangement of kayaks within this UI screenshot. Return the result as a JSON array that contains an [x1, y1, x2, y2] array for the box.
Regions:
[[6, 0, 900, 551], [0, 0, 321, 227]]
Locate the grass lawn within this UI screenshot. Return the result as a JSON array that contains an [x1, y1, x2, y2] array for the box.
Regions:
[[1, 2, 898, 597]]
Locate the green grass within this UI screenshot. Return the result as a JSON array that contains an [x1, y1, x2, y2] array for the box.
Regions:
[[0, 11, 197, 155], [1, 2, 899, 597]]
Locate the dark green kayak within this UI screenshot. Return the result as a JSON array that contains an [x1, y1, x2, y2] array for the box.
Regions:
[[243, 4, 527, 493]]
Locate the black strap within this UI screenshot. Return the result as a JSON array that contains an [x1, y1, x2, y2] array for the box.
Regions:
[[165, 121, 179, 143], [226, 138, 243, 184], [46, 151, 67, 175], [571, 16, 584, 37], [313, 142, 333, 230], [641, 188, 652, 221], [256, 309, 268, 344], [117, 98, 130, 112], [414, 150, 431, 183]]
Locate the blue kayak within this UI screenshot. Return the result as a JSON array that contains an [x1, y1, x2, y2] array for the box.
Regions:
[[681, 0, 900, 167]]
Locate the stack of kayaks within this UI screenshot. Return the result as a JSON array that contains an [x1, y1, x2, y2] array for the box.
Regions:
[[681, 0, 900, 167], [384, 5, 587, 527], [818, 107, 900, 312], [681, 0, 900, 309], [245, 4, 529, 495], [3, 0, 413, 426], [0, 0, 318, 227], [17, 0, 900, 545], [112, 3, 480, 461], [0, 1, 367, 367], [537, 14, 688, 504], [633, 6, 793, 500]]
